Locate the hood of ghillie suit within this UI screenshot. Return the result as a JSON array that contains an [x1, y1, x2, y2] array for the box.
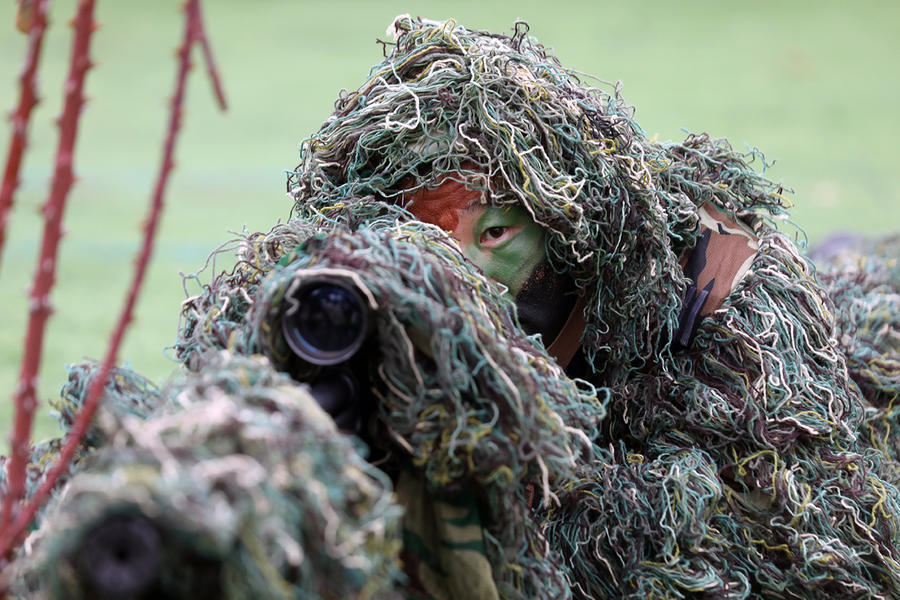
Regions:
[[287, 15, 790, 381]]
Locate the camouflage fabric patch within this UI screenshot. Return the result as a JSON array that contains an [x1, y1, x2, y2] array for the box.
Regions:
[[677, 204, 759, 347], [396, 471, 499, 600]]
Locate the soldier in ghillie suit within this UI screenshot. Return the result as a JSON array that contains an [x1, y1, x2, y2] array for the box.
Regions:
[[284, 15, 900, 599], [12, 15, 897, 600]]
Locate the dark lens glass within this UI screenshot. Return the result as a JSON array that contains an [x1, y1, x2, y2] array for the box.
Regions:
[[282, 280, 368, 365], [76, 515, 162, 595]]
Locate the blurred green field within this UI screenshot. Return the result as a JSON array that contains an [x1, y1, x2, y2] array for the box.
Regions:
[[1, 0, 898, 441]]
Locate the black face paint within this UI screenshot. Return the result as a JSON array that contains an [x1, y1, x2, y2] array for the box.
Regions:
[[513, 258, 578, 344]]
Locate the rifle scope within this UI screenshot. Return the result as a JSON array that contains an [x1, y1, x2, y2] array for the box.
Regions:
[[71, 511, 223, 598], [75, 514, 163, 597], [281, 276, 371, 366]]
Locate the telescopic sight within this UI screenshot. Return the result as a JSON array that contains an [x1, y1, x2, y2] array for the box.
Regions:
[[281, 277, 370, 365]]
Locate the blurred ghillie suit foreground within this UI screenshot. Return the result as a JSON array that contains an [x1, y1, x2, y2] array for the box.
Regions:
[[7, 355, 404, 599], [0, 363, 160, 512], [277, 15, 900, 599]]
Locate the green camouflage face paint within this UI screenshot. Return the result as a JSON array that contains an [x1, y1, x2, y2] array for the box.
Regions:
[[453, 204, 546, 298], [407, 177, 577, 345]]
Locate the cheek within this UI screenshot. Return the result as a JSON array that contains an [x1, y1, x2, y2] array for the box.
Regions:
[[447, 208, 481, 249], [484, 230, 546, 295]]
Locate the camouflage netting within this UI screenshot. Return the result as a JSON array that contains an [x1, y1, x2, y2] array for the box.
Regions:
[[8, 354, 404, 599], [175, 213, 606, 598], [278, 16, 900, 598]]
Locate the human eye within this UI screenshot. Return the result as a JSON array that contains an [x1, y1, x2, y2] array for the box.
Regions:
[[479, 224, 523, 248]]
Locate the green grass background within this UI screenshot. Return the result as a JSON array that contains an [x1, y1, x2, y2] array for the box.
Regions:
[[1, 1, 898, 441]]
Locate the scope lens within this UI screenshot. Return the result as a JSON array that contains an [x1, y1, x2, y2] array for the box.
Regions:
[[282, 279, 369, 365], [76, 514, 162, 596]]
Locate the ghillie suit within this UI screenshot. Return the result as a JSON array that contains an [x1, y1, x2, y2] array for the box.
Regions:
[[281, 16, 900, 598], [175, 215, 605, 599], [814, 235, 900, 480], [0, 363, 160, 523], [6, 354, 403, 599]]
